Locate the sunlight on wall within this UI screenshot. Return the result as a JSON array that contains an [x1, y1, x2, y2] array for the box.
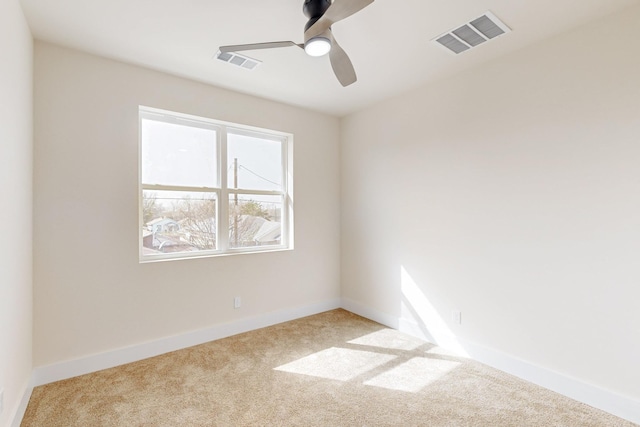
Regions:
[[400, 266, 468, 357], [274, 347, 395, 381]]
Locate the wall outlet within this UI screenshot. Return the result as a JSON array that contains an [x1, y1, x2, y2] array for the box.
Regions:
[[234, 296, 241, 309], [452, 310, 462, 325], [0, 387, 4, 415]]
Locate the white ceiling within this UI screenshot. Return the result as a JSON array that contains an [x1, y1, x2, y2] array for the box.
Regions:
[[20, 0, 638, 117]]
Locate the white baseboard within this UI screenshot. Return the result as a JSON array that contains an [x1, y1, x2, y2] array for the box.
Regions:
[[461, 338, 640, 426], [342, 298, 640, 425], [31, 298, 341, 387], [11, 384, 33, 427], [341, 297, 399, 329], [22, 297, 640, 426]]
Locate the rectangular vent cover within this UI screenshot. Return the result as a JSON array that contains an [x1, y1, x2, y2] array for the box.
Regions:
[[215, 51, 262, 70], [433, 11, 510, 55]]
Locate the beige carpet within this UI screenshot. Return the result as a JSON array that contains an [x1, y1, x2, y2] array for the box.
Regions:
[[22, 309, 636, 426]]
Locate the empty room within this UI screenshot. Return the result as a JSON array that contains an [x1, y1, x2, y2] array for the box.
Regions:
[[1, 0, 639, 425]]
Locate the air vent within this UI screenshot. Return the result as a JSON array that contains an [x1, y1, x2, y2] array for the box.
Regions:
[[215, 51, 262, 70], [433, 11, 510, 55]]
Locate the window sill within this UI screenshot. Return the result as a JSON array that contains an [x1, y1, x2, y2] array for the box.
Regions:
[[139, 246, 294, 264]]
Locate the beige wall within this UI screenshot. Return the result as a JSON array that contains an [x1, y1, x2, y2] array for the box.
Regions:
[[33, 42, 341, 367], [0, 0, 33, 425], [341, 5, 640, 400]]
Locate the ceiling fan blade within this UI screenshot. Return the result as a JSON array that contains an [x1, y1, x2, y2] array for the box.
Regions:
[[305, 0, 374, 39], [328, 33, 357, 87], [220, 41, 303, 53]]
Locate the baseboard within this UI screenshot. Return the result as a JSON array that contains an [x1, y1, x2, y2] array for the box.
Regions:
[[31, 298, 341, 387], [342, 298, 640, 425], [10, 384, 33, 427], [23, 297, 640, 425], [460, 338, 640, 426], [340, 297, 399, 329]]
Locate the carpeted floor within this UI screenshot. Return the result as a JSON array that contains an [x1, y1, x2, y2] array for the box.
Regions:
[[22, 309, 636, 426]]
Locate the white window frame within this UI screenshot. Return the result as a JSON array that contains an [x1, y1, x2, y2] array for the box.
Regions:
[[139, 106, 293, 262]]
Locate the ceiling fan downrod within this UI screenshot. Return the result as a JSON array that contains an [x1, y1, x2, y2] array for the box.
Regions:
[[303, 0, 331, 31]]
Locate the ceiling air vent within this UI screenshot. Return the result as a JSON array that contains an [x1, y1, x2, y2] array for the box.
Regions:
[[215, 51, 262, 70], [433, 11, 511, 55]]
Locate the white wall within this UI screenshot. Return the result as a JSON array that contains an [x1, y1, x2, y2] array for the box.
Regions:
[[0, 0, 33, 425], [341, 3, 640, 406], [33, 42, 341, 367]]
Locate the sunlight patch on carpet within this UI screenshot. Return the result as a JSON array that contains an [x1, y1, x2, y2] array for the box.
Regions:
[[426, 346, 463, 358], [274, 347, 396, 381], [364, 357, 461, 393], [348, 329, 425, 351]]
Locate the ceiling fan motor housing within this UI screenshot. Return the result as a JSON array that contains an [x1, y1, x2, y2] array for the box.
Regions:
[[303, 0, 331, 32], [218, 0, 370, 86]]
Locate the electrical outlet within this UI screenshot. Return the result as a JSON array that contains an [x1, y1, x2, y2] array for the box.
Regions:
[[234, 296, 241, 309], [0, 387, 4, 415], [452, 310, 462, 325]]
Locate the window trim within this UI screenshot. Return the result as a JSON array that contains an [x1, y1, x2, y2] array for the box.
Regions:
[[139, 106, 293, 262]]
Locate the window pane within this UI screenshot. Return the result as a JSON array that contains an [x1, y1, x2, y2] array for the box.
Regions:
[[142, 190, 217, 254], [227, 132, 282, 191], [141, 118, 217, 187], [229, 194, 283, 248]]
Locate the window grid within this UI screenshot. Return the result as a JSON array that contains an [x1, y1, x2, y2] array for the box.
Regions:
[[139, 107, 291, 262]]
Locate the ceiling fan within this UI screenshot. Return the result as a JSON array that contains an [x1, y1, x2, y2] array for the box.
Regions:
[[219, 0, 374, 87]]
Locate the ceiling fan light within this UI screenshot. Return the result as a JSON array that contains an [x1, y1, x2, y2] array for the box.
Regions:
[[305, 37, 331, 57]]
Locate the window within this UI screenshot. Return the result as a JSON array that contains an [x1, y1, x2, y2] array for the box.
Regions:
[[139, 107, 292, 261]]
